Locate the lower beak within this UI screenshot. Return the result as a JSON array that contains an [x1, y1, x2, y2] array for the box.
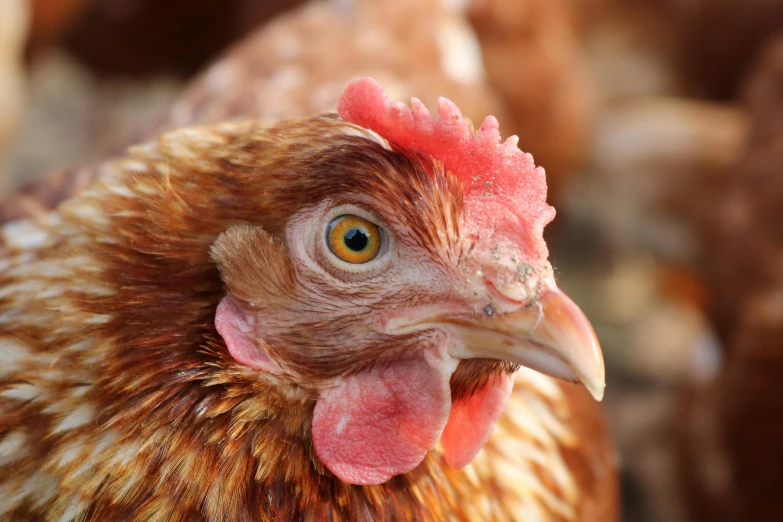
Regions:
[[446, 285, 606, 401]]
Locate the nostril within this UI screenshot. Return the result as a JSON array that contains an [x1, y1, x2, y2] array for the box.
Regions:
[[483, 279, 525, 307]]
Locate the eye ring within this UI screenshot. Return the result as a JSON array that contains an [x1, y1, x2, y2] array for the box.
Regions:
[[326, 215, 384, 264]]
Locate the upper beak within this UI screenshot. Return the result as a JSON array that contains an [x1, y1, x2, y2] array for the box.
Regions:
[[446, 284, 606, 401]]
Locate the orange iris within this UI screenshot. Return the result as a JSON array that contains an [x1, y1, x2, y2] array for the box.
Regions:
[[327, 215, 382, 264]]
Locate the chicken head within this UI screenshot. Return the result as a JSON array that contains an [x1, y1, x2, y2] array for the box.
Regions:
[[212, 78, 605, 486]]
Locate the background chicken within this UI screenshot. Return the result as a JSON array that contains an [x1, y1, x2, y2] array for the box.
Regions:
[[2, 0, 503, 222], [676, 35, 783, 522], [663, 0, 783, 100], [468, 0, 592, 200], [0, 77, 617, 520], [1, 0, 595, 220]]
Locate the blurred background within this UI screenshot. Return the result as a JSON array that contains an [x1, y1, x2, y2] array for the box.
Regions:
[[1, 0, 782, 520]]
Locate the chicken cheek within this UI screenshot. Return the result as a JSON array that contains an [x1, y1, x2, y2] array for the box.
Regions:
[[440, 373, 514, 469], [312, 355, 453, 486]]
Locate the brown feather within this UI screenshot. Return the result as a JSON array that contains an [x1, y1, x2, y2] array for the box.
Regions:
[[0, 115, 617, 520]]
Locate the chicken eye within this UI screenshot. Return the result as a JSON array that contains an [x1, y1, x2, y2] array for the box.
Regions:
[[327, 215, 383, 264]]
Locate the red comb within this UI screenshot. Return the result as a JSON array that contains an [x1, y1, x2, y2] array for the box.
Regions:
[[337, 78, 555, 240]]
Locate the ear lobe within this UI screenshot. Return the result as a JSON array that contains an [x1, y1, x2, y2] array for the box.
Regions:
[[211, 226, 294, 374], [215, 295, 284, 374], [211, 224, 296, 305]]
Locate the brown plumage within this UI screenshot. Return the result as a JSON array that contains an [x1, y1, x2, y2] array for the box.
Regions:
[[0, 0, 502, 222], [664, 0, 783, 100], [0, 81, 617, 520], [676, 35, 783, 522], [467, 0, 592, 200]]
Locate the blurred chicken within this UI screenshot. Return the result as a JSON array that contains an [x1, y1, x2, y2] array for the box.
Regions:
[[0, 0, 29, 191], [468, 0, 592, 202], [154, 0, 498, 131], [577, 96, 748, 260], [62, 0, 301, 76], [0, 78, 617, 520], [677, 35, 783, 522], [662, 0, 783, 99], [1, 0, 503, 223]]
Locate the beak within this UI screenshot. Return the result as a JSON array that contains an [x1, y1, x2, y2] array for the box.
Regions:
[[446, 285, 606, 401]]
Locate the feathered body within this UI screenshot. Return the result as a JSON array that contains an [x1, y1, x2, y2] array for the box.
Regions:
[[0, 82, 616, 520]]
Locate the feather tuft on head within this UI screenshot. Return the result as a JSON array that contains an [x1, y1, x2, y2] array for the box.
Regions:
[[337, 78, 555, 247]]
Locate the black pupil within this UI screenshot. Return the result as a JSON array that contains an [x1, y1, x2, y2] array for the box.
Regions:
[[344, 227, 369, 252]]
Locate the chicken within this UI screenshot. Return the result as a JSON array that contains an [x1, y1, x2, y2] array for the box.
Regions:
[[62, 0, 301, 76], [153, 0, 498, 131], [467, 0, 592, 200], [662, 0, 783, 99], [1, 0, 501, 223], [582, 96, 747, 259], [0, 78, 618, 520], [676, 35, 783, 522]]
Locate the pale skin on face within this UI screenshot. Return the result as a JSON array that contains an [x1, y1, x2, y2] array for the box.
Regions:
[[214, 189, 603, 485]]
